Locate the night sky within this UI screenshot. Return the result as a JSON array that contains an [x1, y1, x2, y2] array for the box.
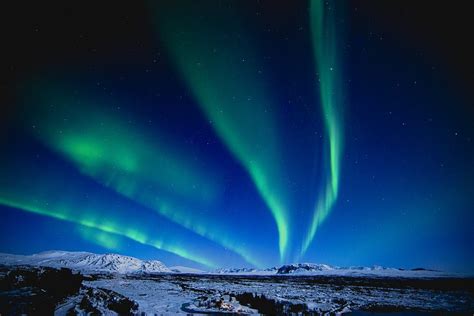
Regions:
[[1, 1, 473, 272]]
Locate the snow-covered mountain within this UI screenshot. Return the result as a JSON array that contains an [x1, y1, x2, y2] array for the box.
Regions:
[[0, 250, 453, 278], [169, 266, 205, 274], [213, 263, 451, 278], [277, 263, 333, 274], [0, 251, 170, 274], [213, 267, 279, 275]]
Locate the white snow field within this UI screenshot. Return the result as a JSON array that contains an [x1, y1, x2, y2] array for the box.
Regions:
[[0, 251, 170, 274], [1, 251, 472, 314]]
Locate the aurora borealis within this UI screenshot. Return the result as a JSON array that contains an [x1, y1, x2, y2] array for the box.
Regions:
[[153, 0, 291, 261], [1, 1, 473, 272], [301, 0, 344, 256]]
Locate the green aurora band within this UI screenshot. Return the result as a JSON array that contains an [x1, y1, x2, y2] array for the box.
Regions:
[[0, 197, 216, 267], [23, 87, 262, 267], [302, 0, 344, 255], [153, 2, 290, 262], [77, 226, 123, 252], [9, 1, 345, 264]]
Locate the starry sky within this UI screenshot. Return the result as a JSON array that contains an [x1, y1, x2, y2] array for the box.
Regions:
[[1, 1, 473, 272]]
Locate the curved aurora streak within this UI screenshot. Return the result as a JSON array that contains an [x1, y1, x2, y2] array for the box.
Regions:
[[153, 1, 290, 262], [301, 0, 344, 255], [22, 86, 263, 267], [77, 226, 123, 252], [3, 2, 346, 266], [0, 197, 217, 267]]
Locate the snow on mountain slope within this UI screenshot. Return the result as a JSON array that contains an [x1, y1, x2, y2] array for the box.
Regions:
[[169, 266, 205, 274], [0, 250, 456, 278], [0, 251, 170, 274], [213, 267, 278, 275], [275, 263, 454, 278], [212, 263, 453, 278], [277, 263, 334, 274]]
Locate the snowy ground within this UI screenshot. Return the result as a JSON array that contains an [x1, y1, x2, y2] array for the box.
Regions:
[[85, 273, 474, 314], [1, 252, 473, 314]]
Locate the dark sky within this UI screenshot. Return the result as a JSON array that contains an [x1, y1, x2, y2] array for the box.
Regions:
[[0, 1, 472, 271]]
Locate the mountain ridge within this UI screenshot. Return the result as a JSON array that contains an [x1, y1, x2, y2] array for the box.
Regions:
[[0, 251, 456, 277], [0, 250, 170, 274]]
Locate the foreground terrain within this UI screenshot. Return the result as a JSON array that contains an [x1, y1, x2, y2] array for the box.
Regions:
[[0, 266, 473, 314], [0, 251, 473, 314], [87, 273, 474, 314]]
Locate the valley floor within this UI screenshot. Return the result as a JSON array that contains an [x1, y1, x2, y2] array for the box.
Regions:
[[1, 265, 473, 314], [85, 273, 473, 314]]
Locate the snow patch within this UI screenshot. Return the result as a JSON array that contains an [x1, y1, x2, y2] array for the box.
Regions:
[[0, 251, 170, 274]]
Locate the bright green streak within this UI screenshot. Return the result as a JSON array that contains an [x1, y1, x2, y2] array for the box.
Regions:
[[28, 91, 262, 267], [77, 226, 122, 251], [38, 104, 215, 203], [302, 0, 344, 255], [154, 2, 290, 261], [0, 197, 217, 267]]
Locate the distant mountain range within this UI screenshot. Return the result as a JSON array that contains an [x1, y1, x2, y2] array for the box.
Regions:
[[0, 251, 170, 274], [0, 251, 453, 277], [212, 262, 446, 277]]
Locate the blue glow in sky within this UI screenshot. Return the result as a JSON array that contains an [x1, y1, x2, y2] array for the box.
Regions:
[[0, 1, 472, 272]]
